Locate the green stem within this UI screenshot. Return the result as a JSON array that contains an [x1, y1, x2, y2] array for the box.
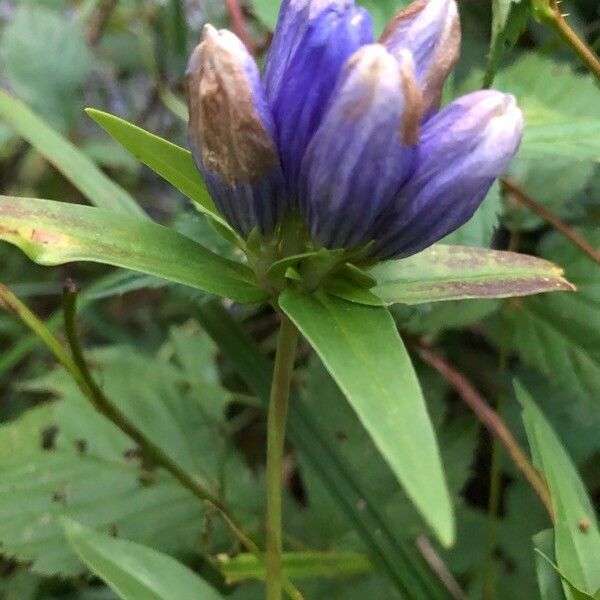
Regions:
[[0, 283, 83, 385], [539, 1, 600, 81], [266, 315, 299, 600]]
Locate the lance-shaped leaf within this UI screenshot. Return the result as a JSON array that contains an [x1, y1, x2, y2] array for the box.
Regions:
[[370, 244, 574, 305], [196, 300, 448, 598], [0, 196, 266, 304], [533, 530, 565, 600], [517, 382, 600, 596], [279, 288, 454, 546], [0, 92, 144, 218], [62, 519, 225, 600], [534, 541, 598, 600], [85, 109, 218, 220]]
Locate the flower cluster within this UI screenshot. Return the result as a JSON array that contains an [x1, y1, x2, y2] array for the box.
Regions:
[[185, 0, 524, 260]]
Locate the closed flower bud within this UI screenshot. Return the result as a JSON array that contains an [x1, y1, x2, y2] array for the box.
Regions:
[[380, 0, 460, 116], [264, 0, 373, 197], [373, 90, 524, 259], [185, 25, 286, 237], [187, 1, 523, 264], [300, 45, 423, 250]]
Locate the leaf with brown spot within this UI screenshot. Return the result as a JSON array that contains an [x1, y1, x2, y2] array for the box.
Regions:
[[369, 244, 574, 305], [0, 195, 266, 304]]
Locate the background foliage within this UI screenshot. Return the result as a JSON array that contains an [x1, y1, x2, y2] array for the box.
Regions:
[[0, 0, 599, 598]]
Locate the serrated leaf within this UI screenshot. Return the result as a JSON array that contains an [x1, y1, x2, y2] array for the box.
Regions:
[[0, 339, 261, 577], [0, 196, 266, 304], [507, 230, 599, 404], [279, 289, 454, 546], [0, 401, 201, 576], [497, 54, 600, 163], [517, 383, 600, 595], [0, 92, 143, 217], [62, 519, 225, 600], [94, 348, 226, 488], [369, 245, 573, 305]]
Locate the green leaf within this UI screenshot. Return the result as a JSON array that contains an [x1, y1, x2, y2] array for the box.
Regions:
[[534, 530, 567, 600], [62, 519, 224, 600], [279, 289, 453, 546], [196, 300, 448, 598], [252, 0, 281, 29], [496, 54, 600, 163], [369, 245, 573, 305], [85, 109, 221, 222], [0, 92, 144, 218], [295, 358, 477, 549], [485, 0, 530, 87], [251, 0, 410, 34], [535, 541, 596, 600], [506, 230, 599, 404], [517, 382, 600, 596], [217, 552, 372, 583], [393, 299, 501, 335], [520, 121, 600, 162], [0, 196, 266, 304], [89, 344, 259, 511], [357, 0, 410, 35], [0, 6, 91, 131], [0, 398, 201, 576], [0, 338, 262, 577], [507, 158, 595, 232]]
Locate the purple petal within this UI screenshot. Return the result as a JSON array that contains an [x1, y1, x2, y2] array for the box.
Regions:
[[381, 0, 460, 116], [265, 1, 373, 197], [264, 0, 359, 99], [185, 26, 286, 237], [300, 45, 423, 250], [373, 90, 524, 259]]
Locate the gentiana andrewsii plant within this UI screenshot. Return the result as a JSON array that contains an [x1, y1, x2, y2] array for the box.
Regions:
[[183, 1, 526, 598], [0, 0, 583, 598]]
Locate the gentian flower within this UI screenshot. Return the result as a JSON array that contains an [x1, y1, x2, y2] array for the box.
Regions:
[[186, 0, 524, 261]]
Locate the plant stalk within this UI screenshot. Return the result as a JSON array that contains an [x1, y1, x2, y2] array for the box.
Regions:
[[543, 1, 600, 82], [265, 315, 299, 600], [502, 178, 600, 265], [413, 340, 554, 521]]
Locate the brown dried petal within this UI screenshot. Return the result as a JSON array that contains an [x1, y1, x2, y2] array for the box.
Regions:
[[185, 27, 280, 185]]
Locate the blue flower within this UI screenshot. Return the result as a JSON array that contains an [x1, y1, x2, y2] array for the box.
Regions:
[[186, 0, 524, 260]]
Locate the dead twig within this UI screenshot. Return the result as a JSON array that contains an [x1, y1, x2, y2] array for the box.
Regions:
[[502, 177, 600, 266], [412, 339, 555, 522]]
